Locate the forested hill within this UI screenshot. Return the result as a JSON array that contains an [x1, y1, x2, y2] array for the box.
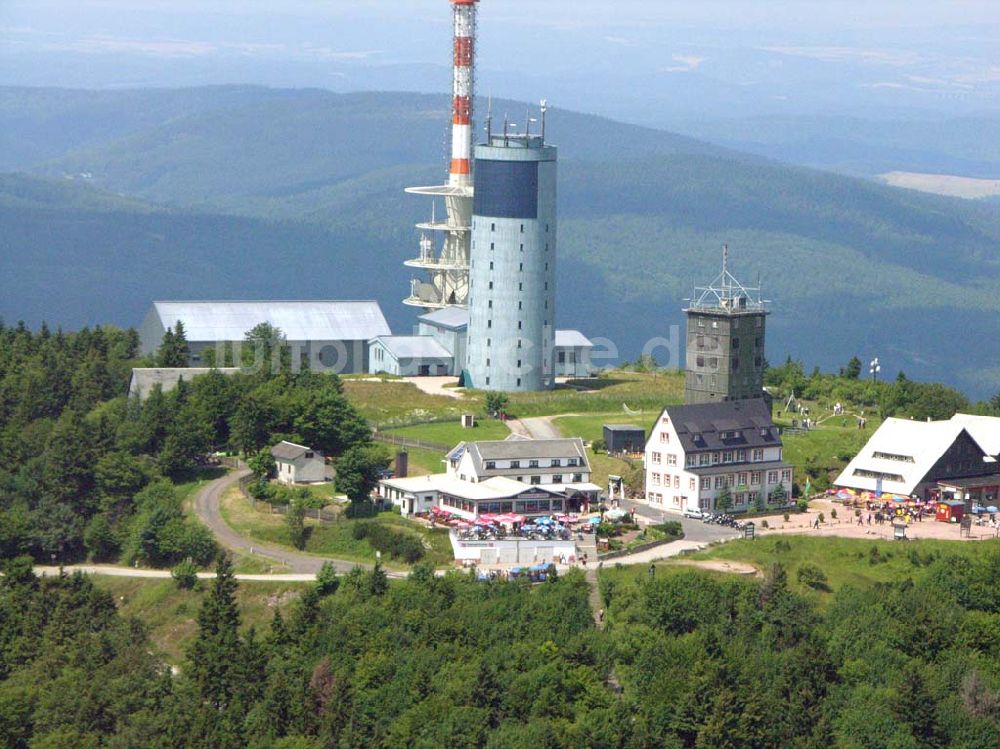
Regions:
[[1, 86, 999, 397]]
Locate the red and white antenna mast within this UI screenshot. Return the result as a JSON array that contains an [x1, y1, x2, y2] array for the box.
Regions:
[[449, 0, 478, 187], [402, 0, 480, 310]]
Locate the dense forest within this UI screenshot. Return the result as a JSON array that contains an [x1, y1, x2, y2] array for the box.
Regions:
[[2, 545, 999, 748], [0, 321, 370, 565]]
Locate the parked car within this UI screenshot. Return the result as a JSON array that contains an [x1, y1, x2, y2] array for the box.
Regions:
[[683, 508, 705, 520]]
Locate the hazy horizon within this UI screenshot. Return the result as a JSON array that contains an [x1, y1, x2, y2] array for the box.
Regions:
[[3, 0, 998, 124]]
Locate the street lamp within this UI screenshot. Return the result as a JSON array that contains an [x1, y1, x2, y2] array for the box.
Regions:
[[869, 357, 881, 383]]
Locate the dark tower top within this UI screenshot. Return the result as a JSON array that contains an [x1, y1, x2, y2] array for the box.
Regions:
[[683, 247, 768, 405]]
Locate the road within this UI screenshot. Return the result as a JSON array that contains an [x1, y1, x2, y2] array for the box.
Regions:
[[193, 469, 399, 576], [622, 498, 742, 547]]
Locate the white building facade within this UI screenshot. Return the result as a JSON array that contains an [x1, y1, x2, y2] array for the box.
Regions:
[[643, 400, 793, 514], [271, 441, 327, 485]]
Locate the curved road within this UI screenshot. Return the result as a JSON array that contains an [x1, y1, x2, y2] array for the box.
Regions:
[[193, 469, 397, 577]]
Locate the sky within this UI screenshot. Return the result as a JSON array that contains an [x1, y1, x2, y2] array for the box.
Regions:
[[2, 0, 997, 121]]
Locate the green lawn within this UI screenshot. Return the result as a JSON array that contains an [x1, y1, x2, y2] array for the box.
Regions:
[[688, 535, 1000, 599], [779, 416, 883, 492], [553, 412, 656, 443], [221, 487, 454, 569], [504, 370, 685, 417], [385, 418, 511, 449], [93, 576, 309, 665], [396, 447, 448, 476], [344, 380, 476, 427]]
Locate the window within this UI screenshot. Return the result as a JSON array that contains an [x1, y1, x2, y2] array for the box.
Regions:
[[519, 263, 523, 272], [567, 458, 578, 467], [519, 283, 522, 291], [490, 243, 494, 250], [552, 475, 563, 483], [722, 451, 734, 463], [714, 476, 725, 489], [651, 452, 662, 465], [732, 358, 740, 372], [516, 378, 521, 387], [572, 473, 583, 483], [750, 471, 761, 485], [529, 460, 539, 468], [485, 461, 496, 470], [488, 300, 493, 309], [738, 472, 748, 486], [488, 281, 493, 290], [489, 261, 494, 270], [491, 223, 495, 231], [510, 461, 521, 469], [305, 452, 314, 459], [767, 471, 779, 485], [712, 452, 720, 464], [551, 459, 561, 467], [530, 476, 541, 485], [689, 478, 696, 491], [781, 469, 791, 482], [660, 432, 669, 443], [737, 449, 747, 462], [752, 448, 764, 461], [651, 473, 661, 486], [520, 224, 524, 232], [687, 455, 697, 467], [487, 320, 492, 328], [674, 476, 680, 489], [667, 454, 677, 466]]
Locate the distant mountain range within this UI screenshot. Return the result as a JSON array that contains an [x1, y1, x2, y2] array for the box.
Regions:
[[1, 86, 998, 398]]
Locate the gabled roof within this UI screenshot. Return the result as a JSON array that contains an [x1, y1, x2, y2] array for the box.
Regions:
[[555, 330, 593, 349], [950, 413, 1000, 458], [271, 440, 321, 462], [651, 399, 779, 453], [418, 307, 470, 331], [129, 367, 241, 401], [150, 300, 390, 342], [834, 418, 976, 495], [370, 335, 453, 360], [453, 438, 591, 476]]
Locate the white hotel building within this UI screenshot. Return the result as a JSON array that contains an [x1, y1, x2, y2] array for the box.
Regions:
[[642, 399, 794, 514]]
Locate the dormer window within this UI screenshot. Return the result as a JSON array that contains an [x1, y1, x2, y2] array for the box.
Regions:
[[529, 460, 539, 468], [550, 459, 561, 467], [510, 461, 521, 469], [485, 461, 496, 470]]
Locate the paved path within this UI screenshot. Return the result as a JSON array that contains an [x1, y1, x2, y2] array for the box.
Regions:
[[193, 469, 401, 577], [507, 415, 566, 441], [32, 565, 320, 582], [402, 376, 467, 400]]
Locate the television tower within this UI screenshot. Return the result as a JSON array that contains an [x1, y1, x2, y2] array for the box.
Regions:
[[403, 0, 479, 310]]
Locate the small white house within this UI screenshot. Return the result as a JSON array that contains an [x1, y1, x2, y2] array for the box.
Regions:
[[270, 441, 326, 485]]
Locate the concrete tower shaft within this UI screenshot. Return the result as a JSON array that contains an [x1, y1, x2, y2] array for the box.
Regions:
[[465, 131, 558, 392]]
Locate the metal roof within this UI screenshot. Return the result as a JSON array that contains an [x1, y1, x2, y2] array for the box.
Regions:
[[834, 418, 981, 495], [555, 330, 593, 348], [128, 367, 241, 400], [151, 301, 390, 342], [950, 414, 1000, 458], [270, 440, 321, 462], [418, 306, 470, 331], [371, 336, 454, 360], [653, 399, 779, 453]]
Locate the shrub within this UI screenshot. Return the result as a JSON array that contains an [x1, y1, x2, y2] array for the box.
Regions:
[[797, 562, 829, 590], [171, 558, 199, 590], [783, 513, 790, 523], [818, 513, 825, 524], [761, 520, 769, 529], [592, 438, 607, 453], [796, 499, 809, 513], [652, 521, 683, 539], [774, 539, 792, 553], [831, 509, 838, 520], [352, 522, 424, 563], [315, 561, 340, 596]]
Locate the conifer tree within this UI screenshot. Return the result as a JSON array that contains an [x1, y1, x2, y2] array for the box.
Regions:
[[189, 554, 243, 711]]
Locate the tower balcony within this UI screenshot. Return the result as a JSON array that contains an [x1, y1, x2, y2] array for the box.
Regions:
[[415, 220, 471, 233], [404, 257, 470, 271]]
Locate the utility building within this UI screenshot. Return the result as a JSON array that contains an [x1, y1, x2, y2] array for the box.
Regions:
[[684, 247, 768, 405], [465, 122, 557, 391]]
